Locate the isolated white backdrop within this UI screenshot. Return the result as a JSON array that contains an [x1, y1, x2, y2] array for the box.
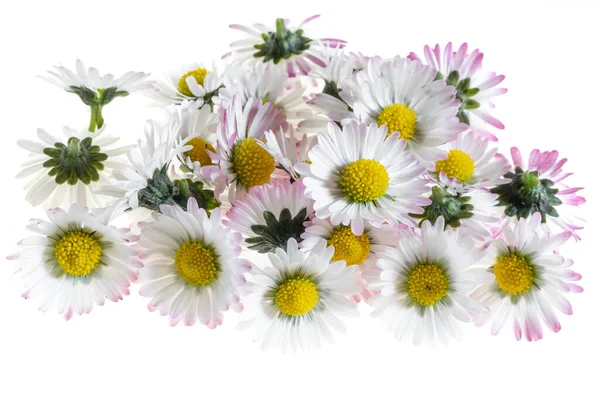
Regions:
[[1, 1, 598, 399]]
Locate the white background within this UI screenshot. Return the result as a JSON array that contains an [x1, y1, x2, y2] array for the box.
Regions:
[[1, 0, 599, 399]]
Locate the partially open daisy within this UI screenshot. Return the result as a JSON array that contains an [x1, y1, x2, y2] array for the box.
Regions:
[[298, 121, 430, 235], [432, 131, 510, 193], [175, 101, 219, 172], [41, 60, 153, 131], [258, 127, 317, 180], [301, 218, 405, 302], [239, 238, 359, 351], [491, 147, 585, 240], [339, 56, 466, 161], [225, 179, 313, 253], [227, 15, 346, 77], [471, 213, 582, 341], [9, 204, 139, 320], [368, 217, 485, 344], [214, 95, 287, 202], [150, 62, 223, 109], [219, 62, 308, 127], [17, 126, 130, 208], [135, 198, 249, 328], [409, 42, 507, 140]]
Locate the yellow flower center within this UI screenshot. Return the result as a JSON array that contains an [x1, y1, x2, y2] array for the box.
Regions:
[[339, 159, 389, 203], [231, 137, 275, 189], [274, 276, 319, 317], [435, 149, 476, 182], [185, 137, 215, 166], [377, 103, 418, 140], [54, 231, 102, 277], [492, 253, 536, 296], [328, 225, 371, 266], [174, 240, 219, 286], [177, 68, 209, 97], [407, 264, 449, 307]]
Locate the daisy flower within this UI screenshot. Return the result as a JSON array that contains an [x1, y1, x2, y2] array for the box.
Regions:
[[369, 217, 485, 344], [297, 121, 430, 235], [258, 127, 317, 180], [339, 56, 466, 161], [225, 179, 313, 253], [239, 238, 359, 351], [491, 147, 585, 240], [214, 95, 287, 202], [150, 62, 223, 109], [227, 15, 346, 78], [9, 204, 139, 320], [301, 218, 406, 302], [219, 62, 308, 127], [175, 101, 219, 172], [135, 198, 250, 328], [409, 42, 507, 140], [41, 59, 153, 131], [17, 125, 130, 208], [471, 213, 582, 341], [410, 186, 500, 241], [432, 131, 510, 194]]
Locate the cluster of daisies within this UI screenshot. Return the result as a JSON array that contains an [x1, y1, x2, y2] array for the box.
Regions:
[[11, 16, 585, 349]]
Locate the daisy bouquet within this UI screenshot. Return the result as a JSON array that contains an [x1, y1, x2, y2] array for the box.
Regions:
[[10, 15, 585, 350]]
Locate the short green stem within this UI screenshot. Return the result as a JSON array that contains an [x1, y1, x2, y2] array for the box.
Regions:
[[89, 104, 104, 132]]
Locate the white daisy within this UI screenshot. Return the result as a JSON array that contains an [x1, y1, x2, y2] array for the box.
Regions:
[[219, 62, 308, 127], [149, 62, 223, 108], [174, 101, 219, 172], [239, 238, 359, 351], [17, 125, 130, 208], [471, 213, 582, 341], [339, 56, 466, 161], [369, 217, 485, 344], [9, 204, 139, 320], [227, 15, 346, 77], [409, 42, 507, 140], [213, 95, 287, 203], [297, 121, 431, 235], [301, 218, 407, 302], [135, 198, 250, 328], [258, 127, 317, 180], [432, 131, 510, 194], [225, 179, 314, 253]]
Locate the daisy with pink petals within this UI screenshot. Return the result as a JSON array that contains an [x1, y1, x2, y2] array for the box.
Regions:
[[409, 42, 507, 140], [258, 127, 317, 180], [213, 95, 288, 203], [226, 15, 346, 78], [135, 198, 250, 328], [471, 213, 582, 341], [491, 147, 585, 240], [9, 204, 139, 320]]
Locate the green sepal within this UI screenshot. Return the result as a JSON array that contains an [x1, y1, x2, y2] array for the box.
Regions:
[[247, 207, 309, 253]]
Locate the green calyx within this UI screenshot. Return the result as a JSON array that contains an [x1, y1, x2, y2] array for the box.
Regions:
[[438, 70, 480, 125], [67, 86, 129, 131], [410, 186, 474, 228], [43, 137, 107, 185], [137, 166, 220, 213], [246, 207, 309, 253], [253, 18, 312, 64], [491, 167, 561, 222]]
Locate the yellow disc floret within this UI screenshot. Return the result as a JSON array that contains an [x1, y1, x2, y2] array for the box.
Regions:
[[274, 276, 319, 317], [185, 137, 215, 166], [328, 225, 371, 266], [178, 68, 209, 97], [377, 103, 418, 140], [231, 137, 275, 189], [435, 150, 476, 182], [407, 264, 449, 307], [492, 252, 536, 296], [175, 240, 220, 286], [54, 231, 102, 277], [339, 159, 389, 203]]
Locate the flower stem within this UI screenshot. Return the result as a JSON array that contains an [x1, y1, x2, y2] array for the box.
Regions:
[[89, 104, 104, 132]]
